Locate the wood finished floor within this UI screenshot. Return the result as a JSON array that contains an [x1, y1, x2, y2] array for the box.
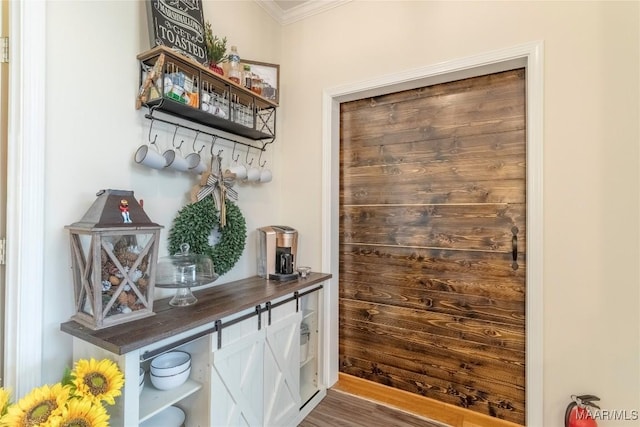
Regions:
[[298, 389, 449, 427]]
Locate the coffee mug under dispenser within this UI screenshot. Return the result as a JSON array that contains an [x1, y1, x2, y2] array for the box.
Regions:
[[257, 225, 299, 281]]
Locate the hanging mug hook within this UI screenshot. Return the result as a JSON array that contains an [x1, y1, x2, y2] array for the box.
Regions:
[[257, 150, 267, 168], [231, 142, 239, 162], [209, 135, 219, 156], [148, 118, 158, 144], [172, 126, 181, 148], [245, 146, 254, 166], [192, 131, 206, 153]]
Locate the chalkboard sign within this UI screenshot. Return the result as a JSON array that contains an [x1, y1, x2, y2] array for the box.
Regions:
[[146, 0, 208, 65]]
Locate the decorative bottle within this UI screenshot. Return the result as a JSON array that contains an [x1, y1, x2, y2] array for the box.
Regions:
[[228, 45, 241, 84]]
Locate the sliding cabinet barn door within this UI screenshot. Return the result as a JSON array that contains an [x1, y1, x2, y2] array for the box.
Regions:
[[338, 69, 526, 424]]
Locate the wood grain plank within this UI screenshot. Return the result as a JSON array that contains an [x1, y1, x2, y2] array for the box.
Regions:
[[341, 69, 526, 114], [333, 373, 524, 427], [339, 346, 525, 413], [340, 245, 525, 280], [340, 281, 524, 326], [339, 298, 525, 352], [340, 204, 525, 252], [339, 318, 525, 392], [339, 360, 524, 423], [340, 130, 526, 168], [339, 316, 525, 374], [341, 70, 525, 145], [340, 270, 524, 302]]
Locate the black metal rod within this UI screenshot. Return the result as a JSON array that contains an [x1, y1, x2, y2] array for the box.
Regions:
[[139, 285, 323, 361], [140, 324, 217, 362], [144, 111, 268, 152]]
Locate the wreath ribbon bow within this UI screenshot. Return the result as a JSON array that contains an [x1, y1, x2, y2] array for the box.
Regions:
[[192, 156, 237, 227]]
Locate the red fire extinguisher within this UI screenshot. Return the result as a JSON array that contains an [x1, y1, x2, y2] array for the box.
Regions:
[[565, 394, 600, 427]]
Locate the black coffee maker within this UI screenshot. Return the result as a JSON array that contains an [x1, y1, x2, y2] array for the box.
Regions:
[[257, 225, 299, 281]]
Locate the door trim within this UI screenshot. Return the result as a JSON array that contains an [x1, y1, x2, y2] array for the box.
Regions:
[[4, 0, 45, 396], [321, 41, 544, 425]]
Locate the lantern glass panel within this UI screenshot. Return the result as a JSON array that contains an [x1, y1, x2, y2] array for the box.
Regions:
[[100, 233, 154, 317]]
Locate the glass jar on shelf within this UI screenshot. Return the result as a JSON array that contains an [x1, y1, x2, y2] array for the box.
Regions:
[[242, 64, 253, 91], [251, 77, 263, 96]]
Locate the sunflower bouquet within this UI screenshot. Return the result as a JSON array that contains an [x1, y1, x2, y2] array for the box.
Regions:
[[0, 358, 124, 427]]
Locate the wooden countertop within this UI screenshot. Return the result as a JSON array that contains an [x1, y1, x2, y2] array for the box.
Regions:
[[60, 273, 331, 355]]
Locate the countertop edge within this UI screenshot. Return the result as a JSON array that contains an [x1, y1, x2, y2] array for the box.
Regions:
[[61, 273, 332, 355]]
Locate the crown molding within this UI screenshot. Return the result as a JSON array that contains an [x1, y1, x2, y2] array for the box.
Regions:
[[255, 0, 351, 25]]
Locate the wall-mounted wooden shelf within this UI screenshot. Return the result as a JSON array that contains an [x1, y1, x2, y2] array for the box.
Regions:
[[137, 45, 277, 141]]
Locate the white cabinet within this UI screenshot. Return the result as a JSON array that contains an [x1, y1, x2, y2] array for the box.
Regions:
[[62, 274, 330, 427], [210, 296, 302, 426]]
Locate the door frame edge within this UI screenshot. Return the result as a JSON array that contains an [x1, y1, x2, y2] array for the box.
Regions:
[[4, 0, 45, 396], [321, 40, 544, 426]]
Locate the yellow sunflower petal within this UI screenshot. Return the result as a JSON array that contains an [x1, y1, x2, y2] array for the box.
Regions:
[[71, 359, 124, 406], [0, 388, 12, 416], [1, 383, 68, 427], [53, 398, 109, 427]]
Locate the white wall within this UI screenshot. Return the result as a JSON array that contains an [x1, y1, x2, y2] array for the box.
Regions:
[[42, 0, 283, 382], [279, 1, 639, 426], [39, 1, 639, 426]]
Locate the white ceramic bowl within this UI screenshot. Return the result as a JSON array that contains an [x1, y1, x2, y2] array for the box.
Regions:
[[150, 351, 191, 376], [150, 364, 191, 391], [140, 405, 185, 427], [139, 367, 145, 395]]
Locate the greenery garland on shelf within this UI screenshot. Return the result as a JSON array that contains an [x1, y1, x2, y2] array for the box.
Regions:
[[168, 196, 247, 277]]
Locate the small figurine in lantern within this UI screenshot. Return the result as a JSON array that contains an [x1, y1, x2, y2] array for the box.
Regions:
[[119, 199, 132, 223]]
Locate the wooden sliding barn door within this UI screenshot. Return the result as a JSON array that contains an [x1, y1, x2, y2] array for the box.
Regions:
[[338, 69, 526, 424]]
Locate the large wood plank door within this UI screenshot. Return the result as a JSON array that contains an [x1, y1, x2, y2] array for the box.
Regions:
[[338, 69, 526, 424]]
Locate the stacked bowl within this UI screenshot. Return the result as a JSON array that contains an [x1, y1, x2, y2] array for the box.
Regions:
[[150, 351, 191, 390], [139, 367, 145, 395]]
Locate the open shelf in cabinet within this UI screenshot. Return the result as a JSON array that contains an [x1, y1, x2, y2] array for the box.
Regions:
[[137, 45, 277, 141], [139, 378, 202, 422], [138, 334, 210, 425]]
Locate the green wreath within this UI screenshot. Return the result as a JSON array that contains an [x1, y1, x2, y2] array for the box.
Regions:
[[168, 196, 247, 276]]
